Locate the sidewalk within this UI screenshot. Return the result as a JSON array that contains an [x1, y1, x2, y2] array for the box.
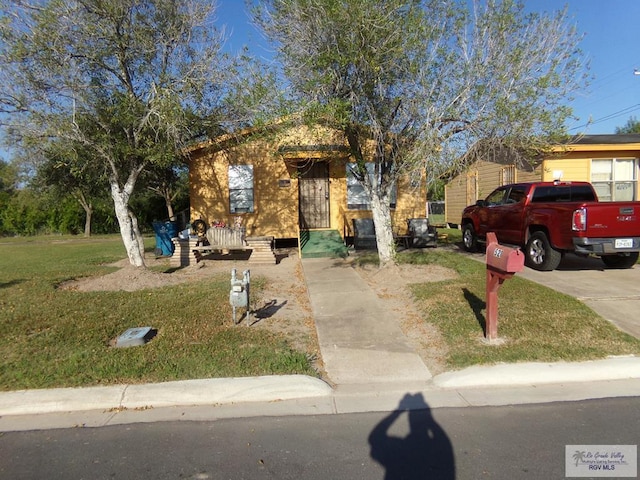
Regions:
[[1, 256, 639, 431]]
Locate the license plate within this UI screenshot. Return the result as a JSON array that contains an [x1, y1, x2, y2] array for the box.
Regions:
[[615, 238, 633, 249]]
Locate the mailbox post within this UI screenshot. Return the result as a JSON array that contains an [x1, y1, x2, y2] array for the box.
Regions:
[[230, 268, 251, 325], [485, 232, 524, 342]]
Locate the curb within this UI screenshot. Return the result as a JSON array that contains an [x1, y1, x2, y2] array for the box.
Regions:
[[0, 375, 332, 417], [432, 356, 640, 389], [2, 357, 640, 419]]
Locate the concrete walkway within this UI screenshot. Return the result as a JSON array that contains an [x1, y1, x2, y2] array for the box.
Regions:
[[301, 258, 432, 387]]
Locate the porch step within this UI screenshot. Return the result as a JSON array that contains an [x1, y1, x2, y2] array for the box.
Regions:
[[300, 230, 348, 259], [246, 236, 277, 264]]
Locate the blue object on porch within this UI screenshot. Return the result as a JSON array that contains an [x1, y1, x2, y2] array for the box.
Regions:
[[152, 221, 178, 256]]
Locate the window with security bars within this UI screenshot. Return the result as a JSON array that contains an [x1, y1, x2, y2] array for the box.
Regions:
[[346, 162, 396, 210], [228, 165, 254, 213], [591, 158, 638, 202], [501, 165, 516, 185]]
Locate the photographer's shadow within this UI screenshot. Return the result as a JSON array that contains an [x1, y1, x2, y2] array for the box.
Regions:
[[368, 393, 455, 479]]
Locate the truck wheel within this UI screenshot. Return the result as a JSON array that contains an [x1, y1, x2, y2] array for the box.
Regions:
[[601, 252, 639, 269], [462, 224, 478, 252], [525, 231, 562, 271]]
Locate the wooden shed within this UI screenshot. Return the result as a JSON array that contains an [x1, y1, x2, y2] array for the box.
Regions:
[[444, 155, 540, 226]]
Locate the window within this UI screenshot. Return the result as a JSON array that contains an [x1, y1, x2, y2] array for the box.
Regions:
[[485, 188, 507, 206], [505, 186, 527, 204], [531, 185, 597, 203], [501, 165, 516, 185], [347, 163, 396, 210], [228, 165, 254, 213], [591, 158, 638, 202]]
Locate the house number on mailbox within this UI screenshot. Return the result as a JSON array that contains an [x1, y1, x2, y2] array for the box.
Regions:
[[493, 248, 503, 258]]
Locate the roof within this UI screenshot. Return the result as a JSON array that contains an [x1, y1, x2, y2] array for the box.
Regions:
[[572, 134, 640, 145]]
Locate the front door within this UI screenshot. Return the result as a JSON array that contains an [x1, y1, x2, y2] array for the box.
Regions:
[[298, 161, 330, 229]]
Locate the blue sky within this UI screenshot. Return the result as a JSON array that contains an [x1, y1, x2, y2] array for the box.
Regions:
[[216, 0, 640, 135]]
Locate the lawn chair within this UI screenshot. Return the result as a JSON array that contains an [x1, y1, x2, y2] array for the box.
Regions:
[[407, 218, 438, 248], [352, 218, 377, 250]]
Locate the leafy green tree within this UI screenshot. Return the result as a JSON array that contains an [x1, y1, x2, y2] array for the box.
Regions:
[[252, 0, 587, 267], [0, 158, 17, 234], [35, 140, 110, 237], [141, 163, 189, 223], [615, 117, 640, 134], [0, 187, 50, 235], [0, 0, 228, 266]]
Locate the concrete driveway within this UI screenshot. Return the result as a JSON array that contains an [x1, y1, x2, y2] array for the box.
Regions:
[[515, 253, 640, 339]]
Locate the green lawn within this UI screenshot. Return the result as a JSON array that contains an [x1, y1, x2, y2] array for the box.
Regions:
[[400, 228, 640, 368], [1, 232, 638, 390], [0, 235, 314, 391]]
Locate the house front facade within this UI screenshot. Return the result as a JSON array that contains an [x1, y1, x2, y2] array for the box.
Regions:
[[187, 124, 427, 244]]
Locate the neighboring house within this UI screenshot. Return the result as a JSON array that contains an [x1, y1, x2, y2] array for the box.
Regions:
[[542, 134, 640, 201], [186, 124, 427, 245], [444, 134, 640, 226], [444, 149, 540, 226]]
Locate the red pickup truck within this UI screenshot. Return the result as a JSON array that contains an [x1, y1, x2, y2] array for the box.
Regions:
[[460, 181, 640, 271]]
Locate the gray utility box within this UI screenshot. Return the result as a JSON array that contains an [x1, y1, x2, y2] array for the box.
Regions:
[[229, 269, 251, 324], [114, 326, 157, 348]]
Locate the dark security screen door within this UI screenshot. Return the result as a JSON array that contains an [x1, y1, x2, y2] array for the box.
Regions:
[[298, 162, 330, 229]]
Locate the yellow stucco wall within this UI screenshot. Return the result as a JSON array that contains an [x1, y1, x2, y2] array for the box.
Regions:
[[541, 158, 590, 181], [543, 143, 640, 199], [189, 140, 302, 238], [188, 126, 427, 240]]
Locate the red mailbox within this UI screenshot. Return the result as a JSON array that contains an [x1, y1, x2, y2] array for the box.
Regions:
[[485, 232, 524, 342]]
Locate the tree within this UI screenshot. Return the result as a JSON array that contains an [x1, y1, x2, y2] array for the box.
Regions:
[[0, 158, 17, 233], [615, 116, 640, 134], [252, 0, 587, 267], [35, 140, 109, 237], [142, 163, 189, 223], [0, 0, 228, 266]]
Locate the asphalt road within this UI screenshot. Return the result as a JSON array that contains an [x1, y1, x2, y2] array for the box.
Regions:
[[2, 396, 638, 480]]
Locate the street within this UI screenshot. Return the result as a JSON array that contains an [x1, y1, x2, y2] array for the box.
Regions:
[[1, 395, 638, 479]]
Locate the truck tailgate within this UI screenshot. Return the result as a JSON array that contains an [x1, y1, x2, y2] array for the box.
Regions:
[[582, 202, 640, 238]]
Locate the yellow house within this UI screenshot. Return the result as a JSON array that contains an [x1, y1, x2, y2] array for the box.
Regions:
[[187, 124, 427, 246], [542, 134, 640, 202], [444, 134, 640, 226]]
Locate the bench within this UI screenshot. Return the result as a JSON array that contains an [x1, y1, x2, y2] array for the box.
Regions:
[[190, 226, 249, 260], [171, 226, 249, 266]]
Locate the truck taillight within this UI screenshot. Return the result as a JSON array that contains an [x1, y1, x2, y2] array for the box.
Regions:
[[572, 207, 586, 231]]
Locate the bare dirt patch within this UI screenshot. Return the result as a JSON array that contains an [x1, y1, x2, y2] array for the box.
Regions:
[[61, 250, 456, 375]]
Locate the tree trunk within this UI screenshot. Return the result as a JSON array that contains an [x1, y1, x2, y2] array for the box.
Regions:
[[111, 179, 146, 268], [370, 193, 396, 268], [83, 206, 92, 237], [73, 190, 93, 237], [165, 195, 176, 222]]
